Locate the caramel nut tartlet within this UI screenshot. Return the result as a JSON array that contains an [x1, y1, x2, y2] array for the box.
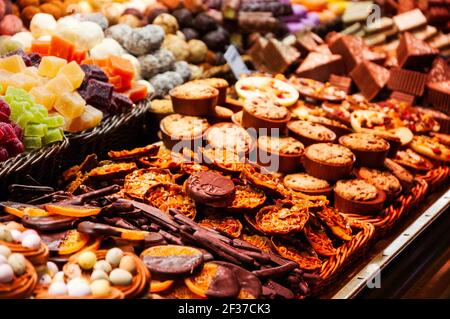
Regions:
[[204, 122, 255, 156], [160, 114, 209, 151], [208, 106, 234, 124], [241, 96, 291, 135], [307, 115, 353, 138], [334, 179, 386, 215], [339, 133, 390, 168], [393, 148, 434, 173], [257, 135, 305, 173], [303, 143, 355, 181], [170, 82, 219, 116], [383, 158, 415, 191], [193, 78, 229, 105], [287, 120, 337, 146], [354, 167, 403, 200], [283, 173, 333, 198]]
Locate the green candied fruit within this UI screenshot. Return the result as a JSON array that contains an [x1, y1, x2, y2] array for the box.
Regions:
[[29, 108, 46, 123], [42, 128, 63, 145], [5, 87, 31, 101], [24, 123, 48, 137], [43, 115, 65, 128], [23, 136, 43, 150], [0, 37, 23, 55], [16, 111, 34, 128]]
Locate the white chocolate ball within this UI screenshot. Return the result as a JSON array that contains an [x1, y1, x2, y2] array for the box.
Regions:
[[11, 32, 34, 50], [67, 278, 91, 297], [21, 234, 41, 249], [0, 264, 14, 284], [30, 13, 57, 39], [48, 281, 68, 296]]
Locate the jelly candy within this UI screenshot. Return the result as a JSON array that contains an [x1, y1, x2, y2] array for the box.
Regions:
[[0, 55, 27, 73], [57, 61, 85, 89], [24, 123, 48, 137], [9, 73, 39, 91], [45, 74, 74, 95], [38, 56, 68, 78], [54, 91, 86, 120], [85, 79, 113, 110], [80, 64, 108, 83], [111, 92, 133, 113], [42, 128, 63, 145], [64, 104, 103, 132], [28, 53, 42, 67], [23, 136, 42, 149], [30, 86, 56, 111], [44, 114, 65, 128], [3, 50, 32, 67]]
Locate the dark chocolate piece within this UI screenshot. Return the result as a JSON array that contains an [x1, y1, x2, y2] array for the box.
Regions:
[[426, 81, 450, 113], [186, 171, 235, 208], [350, 61, 390, 100], [389, 91, 416, 105], [77, 221, 122, 237], [295, 52, 344, 83], [21, 215, 77, 231], [397, 32, 439, 71], [262, 279, 295, 299], [205, 264, 240, 299], [142, 251, 204, 276], [252, 261, 298, 278], [215, 261, 262, 299], [387, 67, 428, 96]]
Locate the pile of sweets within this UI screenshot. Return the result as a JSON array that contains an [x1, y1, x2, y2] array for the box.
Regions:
[[0, 94, 24, 162]]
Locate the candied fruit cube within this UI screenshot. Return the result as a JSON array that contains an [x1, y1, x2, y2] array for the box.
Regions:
[[54, 91, 86, 120], [23, 136, 43, 149], [64, 104, 103, 132], [44, 114, 65, 128], [85, 79, 113, 110], [16, 111, 34, 128], [0, 123, 16, 143], [0, 55, 27, 73], [9, 73, 39, 91], [80, 64, 108, 83], [25, 123, 48, 137], [30, 86, 56, 110], [42, 128, 63, 145], [50, 36, 75, 61], [57, 61, 85, 89], [111, 92, 133, 113], [10, 122, 23, 140], [45, 74, 74, 95], [38, 56, 68, 78]]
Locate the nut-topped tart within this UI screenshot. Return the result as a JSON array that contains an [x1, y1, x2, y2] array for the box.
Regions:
[[160, 114, 209, 151], [287, 120, 337, 146], [242, 96, 291, 134], [339, 133, 390, 168], [257, 135, 304, 173], [170, 82, 219, 116]]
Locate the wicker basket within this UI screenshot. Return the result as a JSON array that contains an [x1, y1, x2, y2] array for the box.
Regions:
[[0, 137, 69, 199], [312, 218, 375, 296], [345, 178, 429, 237], [418, 165, 450, 192], [63, 98, 151, 169]]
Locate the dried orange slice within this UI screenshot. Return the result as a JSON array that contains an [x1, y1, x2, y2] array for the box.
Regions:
[[255, 205, 309, 235], [23, 207, 53, 217], [303, 216, 336, 257], [184, 262, 240, 298], [141, 245, 204, 276], [241, 164, 287, 197], [271, 237, 322, 271], [124, 168, 174, 200], [88, 162, 138, 180], [119, 228, 148, 241], [108, 144, 159, 159], [138, 148, 183, 170], [317, 207, 352, 241], [241, 234, 272, 253], [198, 216, 243, 238], [162, 282, 205, 299], [150, 279, 175, 293], [44, 204, 101, 217], [227, 185, 266, 212], [42, 230, 90, 256], [1, 203, 48, 218], [200, 147, 244, 173], [145, 184, 196, 219]]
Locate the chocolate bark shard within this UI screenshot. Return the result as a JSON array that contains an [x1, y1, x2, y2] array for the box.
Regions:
[[387, 67, 428, 96], [350, 61, 391, 100], [396, 32, 439, 71], [295, 52, 344, 83], [261, 38, 300, 74]]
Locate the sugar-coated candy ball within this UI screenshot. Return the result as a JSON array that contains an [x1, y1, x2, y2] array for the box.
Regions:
[[20, 229, 38, 239], [0, 255, 7, 265], [10, 229, 22, 242], [109, 268, 133, 286], [94, 260, 112, 273], [123, 25, 165, 56], [5, 222, 21, 231], [0, 264, 14, 283], [119, 255, 137, 275], [74, 13, 109, 30], [90, 38, 125, 59], [150, 71, 183, 97], [21, 233, 41, 249], [90, 279, 111, 298], [153, 13, 179, 35], [11, 32, 33, 49], [174, 61, 191, 82], [48, 281, 68, 296], [39, 273, 52, 285], [52, 271, 65, 283], [65, 264, 82, 279], [8, 253, 26, 276], [139, 49, 175, 79], [162, 34, 189, 61], [30, 13, 57, 39], [91, 270, 109, 281], [136, 80, 155, 97], [0, 228, 13, 242], [105, 248, 123, 268], [105, 24, 132, 47], [78, 251, 97, 270], [118, 14, 141, 28], [67, 278, 91, 297], [75, 21, 105, 50], [47, 262, 59, 277], [187, 39, 208, 64], [0, 245, 11, 258]]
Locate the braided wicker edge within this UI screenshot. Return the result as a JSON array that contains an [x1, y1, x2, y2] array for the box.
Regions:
[[419, 165, 450, 191], [311, 218, 375, 296]]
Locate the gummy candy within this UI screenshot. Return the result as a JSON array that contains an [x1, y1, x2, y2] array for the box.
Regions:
[[45, 74, 74, 95], [111, 92, 133, 113], [43, 114, 65, 128], [38, 56, 68, 78], [25, 123, 47, 137], [42, 128, 63, 145], [84, 79, 113, 110], [28, 53, 42, 67], [30, 86, 56, 111], [3, 50, 32, 67], [54, 91, 86, 120], [23, 136, 42, 149], [80, 64, 108, 83], [64, 104, 103, 132], [57, 61, 85, 89], [0, 55, 27, 73]]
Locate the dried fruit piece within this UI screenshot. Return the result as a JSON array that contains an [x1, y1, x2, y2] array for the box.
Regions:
[[241, 164, 287, 198], [108, 144, 159, 160], [145, 184, 196, 219], [138, 148, 183, 170], [198, 216, 243, 238], [255, 205, 309, 235], [201, 147, 244, 174], [316, 207, 352, 241], [124, 168, 174, 200], [150, 279, 175, 293], [271, 237, 322, 271], [241, 234, 272, 253], [141, 245, 204, 276], [227, 185, 266, 213], [44, 204, 101, 217], [303, 216, 337, 256], [42, 230, 90, 255], [88, 162, 138, 180]]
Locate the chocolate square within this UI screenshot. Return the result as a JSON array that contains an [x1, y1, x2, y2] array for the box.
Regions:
[[295, 52, 344, 82], [295, 31, 324, 57], [261, 38, 300, 74], [426, 81, 450, 113], [396, 32, 439, 71], [387, 67, 428, 96], [393, 9, 427, 32], [329, 74, 353, 94], [329, 35, 365, 73], [427, 58, 450, 84], [390, 91, 416, 105], [350, 61, 391, 100]]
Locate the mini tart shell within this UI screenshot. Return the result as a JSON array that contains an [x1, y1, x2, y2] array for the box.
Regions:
[[339, 134, 390, 168], [169, 84, 219, 116], [256, 137, 304, 173], [302, 144, 355, 181], [193, 78, 229, 105], [204, 122, 256, 156], [353, 167, 403, 201], [0, 239, 49, 267], [309, 117, 353, 138], [160, 116, 208, 152], [334, 183, 386, 215], [287, 121, 337, 146], [283, 174, 333, 198], [241, 105, 291, 136]]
